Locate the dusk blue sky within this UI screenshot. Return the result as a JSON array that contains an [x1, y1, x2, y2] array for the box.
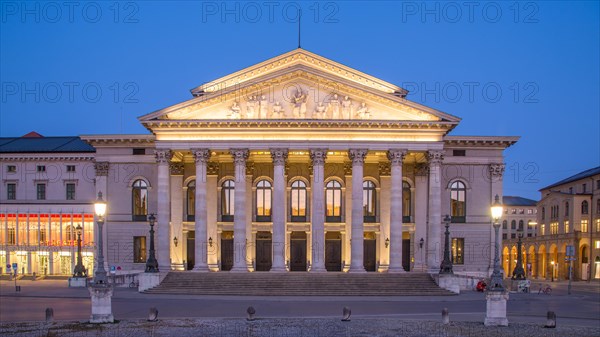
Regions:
[[1, 1, 598, 200]]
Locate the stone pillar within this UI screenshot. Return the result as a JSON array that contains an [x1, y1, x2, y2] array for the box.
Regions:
[[94, 161, 109, 271], [378, 163, 391, 270], [426, 150, 444, 273], [192, 149, 211, 272], [271, 148, 288, 272], [154, 150, 172, 270], [310, 149, 327, 272], [230, 149, 249, 272], [489, 164, 505, 275], [344, 163, 353, 270], [414, 164, 429, 272], [388, 149, 407, 273], [170, 163, 184, 270], [206, 163, 219, 270], [349, 149, 368, 273]]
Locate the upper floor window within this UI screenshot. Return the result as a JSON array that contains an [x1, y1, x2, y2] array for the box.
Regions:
[[582, 183, 587, 193], [7, 183, 16, 200], [325, 180, 342, 222], [527, 209, 533, 214], [502, 220, 507, 229], [597, 180, 600, 190], [511, 220, 516, 229], [36, 183, 46, 200], [569, 187, 573, 194], [7, 165, 16, 173], [403, 181, 412, 222], [597, 199, 600, 214], [511, 208, 517, 214], [582, 200, 589, 215], [37, 165, 46, 172], [221, 179, 235, 222], [187, 180, 195, 221], [541, 207, 545, 220], [565, 202, 569, 217], [256, 180, 272, 222], [132, 179, 148, 221], [450, 181, 466, 223], [363, 180, 377, 223], [66, 165, 76, 172], [290, 180, 307, 222], [518, 220, 524, 231], [66, 183, 76, 200]]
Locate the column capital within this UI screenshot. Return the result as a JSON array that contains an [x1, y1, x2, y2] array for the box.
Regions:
[[192, 148, 211, 164], [415, 163, 429, 176], [154, 149, 173, 164], [489, 163, 506, 178], [348, 149, 368, 165], [169, 162, 184, 175], [230, 148, 249, 164], [94, 161, 109, 176], [427, 150, 444, 165], [310, 148, 328, 166], [387, 149, 407, 166], [270, 148, 289, 166]]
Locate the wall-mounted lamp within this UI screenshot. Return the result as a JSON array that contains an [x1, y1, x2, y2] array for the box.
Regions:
[[173, 236, 178, 247], [385, 238, 390, 248], [208, 237, 213, 248], [419, 238, 424, 249]]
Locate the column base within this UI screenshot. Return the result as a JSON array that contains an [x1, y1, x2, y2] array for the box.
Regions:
[[485, 290, 509, 326], [388, 266, 406, 273], [348, 265, 367, 273], [270, 265, 287, 272], [309, 265, 327, 273], [192, 264, 210, 272], [230, 265, 249, 272]]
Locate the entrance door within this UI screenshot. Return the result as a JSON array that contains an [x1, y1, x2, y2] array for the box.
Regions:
[[325, 231, 342, 271], [255, 231, 272, 271], [402, 238, 411, 271], [363, 232, 376, 272], [221, 231, 234, 271], [186, 231, 195, 270], [290, 231, 307, 271]]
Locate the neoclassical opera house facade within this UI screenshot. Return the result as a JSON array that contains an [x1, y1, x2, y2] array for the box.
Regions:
[[78, 49, 517, 275]]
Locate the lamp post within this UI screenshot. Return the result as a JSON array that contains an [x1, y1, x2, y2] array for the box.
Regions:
[[93, 192, 108, 285], [489, 194, 505, 291], [72, 224, 87, 278], [439, 214, 453, 274], [145, 214, 159, 273], [512, 229, 526, 280]]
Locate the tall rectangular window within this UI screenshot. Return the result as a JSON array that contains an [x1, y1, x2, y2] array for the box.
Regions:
[[581, 220, 589, 232], [540, 224, 545, 235], [451, 238, 464, 264], [595, 219, 600, 232], [66, 183, 76, 200], [564, 221, 570, 233], [7, 183, 16, 200], [133, 236, 147, 263], [36, 184, 46, 200]]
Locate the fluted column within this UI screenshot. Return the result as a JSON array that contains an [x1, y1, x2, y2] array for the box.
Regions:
[[230, 149, 249, 272], [154, 150, 172, 270], [192, 149, 211, 272], [349, 149, 368, 273], [388, 149, 407, 272], [310, 149, 327, 272], [426, 150, 444, 273], [270, 148, 288, 272]]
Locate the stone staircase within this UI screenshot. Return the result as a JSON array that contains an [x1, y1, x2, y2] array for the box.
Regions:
[[145, 272, 455, 296]]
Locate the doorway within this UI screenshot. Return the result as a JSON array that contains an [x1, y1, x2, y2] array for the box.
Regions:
[[290, 231, 307, 271], [363, 232, 376, 272], [255, 231, 272, 271], [325, 231, 342, 271], [402, 238, 411, 271], [186, 231, 195, 270], [221, 231, 234, 271]]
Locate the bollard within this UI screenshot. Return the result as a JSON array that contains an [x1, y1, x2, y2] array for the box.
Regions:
[[45, 308, 54, 322], [246, 306, 256, 321], [341, 306, 351, 322], [442, 308, 450, 325], [544, 311, 556, 328], [148, 307, 158, 322]]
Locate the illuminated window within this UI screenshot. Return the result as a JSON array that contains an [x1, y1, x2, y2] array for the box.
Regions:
[[450, 181, 466, 223], [595, 240, 600, 249], [451, 238, 464, 264], [133, 236, 146, 263], [290, 180, 307, 222], [132, 179, 148, 221], [256, 180, 272, 222], [363, 180, 376, 223], [221, 179, 235, 222], [550, 222, 558, 235], [564, 221, 570, 233], [595, 219, 600, 232], [326, 180, 342, 222], [187, 180, 195, 221], [582, 220, 589, 233], [403, 181, 412, 222], [540, 224, 545, 235]]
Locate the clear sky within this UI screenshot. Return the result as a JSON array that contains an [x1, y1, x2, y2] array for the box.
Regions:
[[1, 1, 599, 200]]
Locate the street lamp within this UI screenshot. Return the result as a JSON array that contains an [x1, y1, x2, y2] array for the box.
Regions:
[[72, 224, 87, 278], [93, 192, 108, 285], [512, 229, 526, 280], [439, 214, 453, 274], [550, 260, 555, 282], [489, 194, 504, 291], [145, 214, 159, 273]]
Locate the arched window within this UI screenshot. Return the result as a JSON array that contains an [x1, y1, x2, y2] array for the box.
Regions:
[[450, 181, 466, 223], [187, 180, 195, 221], [256, 180, 272, 222], [518, 220, 524, 231], [290, 180, 307, 222], [502, 220, 507, 229], [132, 179, 148, 221], [326, 180, 342, 222], [511, 220, 516, 229], [363, 180, 377, 223], [65, 225, 74, 243], [403, 181, 412, 222], [221, 179, 235, 222], [565, 202, 569, 217], [582, 201, 589, 215]]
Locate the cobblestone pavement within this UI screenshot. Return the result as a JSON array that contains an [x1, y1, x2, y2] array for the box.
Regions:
[[1, 318, 600, 337]]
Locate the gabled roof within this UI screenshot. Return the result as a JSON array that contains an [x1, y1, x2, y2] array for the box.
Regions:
[[0, 135, 95, 153], [502, 196, 537, 206], [540, 166, 600, 191]]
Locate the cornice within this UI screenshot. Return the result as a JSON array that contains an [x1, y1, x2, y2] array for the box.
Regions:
[[80, 134, 155, 146], [0, 154, 94, 161], [443, 136, 519, 148]]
